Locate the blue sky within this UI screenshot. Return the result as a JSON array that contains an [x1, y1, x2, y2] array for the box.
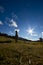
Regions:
[[0, 0, 43, 40]]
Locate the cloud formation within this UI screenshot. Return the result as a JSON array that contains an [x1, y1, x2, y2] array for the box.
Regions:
[[15, 29, 20, 32], [0, 21, 3, 25], [9, 31, 14, 35], [9, 19, 18, 27], [42, 32, 43, 36], [31, 33, 38, 36], [0, 6, 4, 13]]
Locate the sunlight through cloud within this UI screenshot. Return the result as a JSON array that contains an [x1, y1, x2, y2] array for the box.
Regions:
[[27, 27, 38, 36], [27, 27, 34, 35]]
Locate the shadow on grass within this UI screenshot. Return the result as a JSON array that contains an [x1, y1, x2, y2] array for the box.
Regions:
[[0, 40, 12, 43]]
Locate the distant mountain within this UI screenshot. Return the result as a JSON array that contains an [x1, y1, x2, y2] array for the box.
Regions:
[[0, 32, 31, 42], [0, 32, 43, 42], [18, 37, 31, 42]]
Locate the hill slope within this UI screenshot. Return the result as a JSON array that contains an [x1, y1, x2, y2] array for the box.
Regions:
[[0, 33, 43, 65]]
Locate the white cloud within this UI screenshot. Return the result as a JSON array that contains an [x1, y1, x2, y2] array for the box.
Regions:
[[42, 32, 43, 36], [30, 38, 38, 41], [9, 29, 20, 36], [9, 31, 14, 35], [31, 33, 38, 36], [15, 29, 20, 32], [5, 17, 18, 28], [0, 21, 3, 25], [0, 6, 4, 13], [27, 27, 38, 36], [9, 19, 18, 27]]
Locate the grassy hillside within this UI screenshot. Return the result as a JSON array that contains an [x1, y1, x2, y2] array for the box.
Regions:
[[0, 36, 43, 65]]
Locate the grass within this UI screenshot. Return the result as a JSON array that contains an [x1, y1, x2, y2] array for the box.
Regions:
[[0, 36, 43, 65]]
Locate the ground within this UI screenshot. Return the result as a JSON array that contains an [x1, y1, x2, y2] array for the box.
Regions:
[[0, 36, 43, 65]]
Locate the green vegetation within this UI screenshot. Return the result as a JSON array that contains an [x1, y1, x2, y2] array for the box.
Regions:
[[0, 36, 43, 65]]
